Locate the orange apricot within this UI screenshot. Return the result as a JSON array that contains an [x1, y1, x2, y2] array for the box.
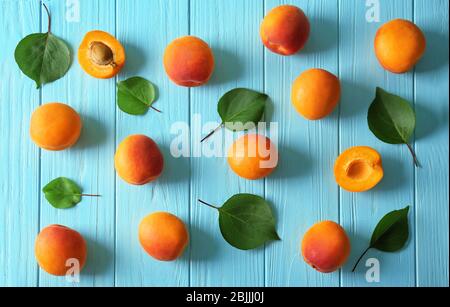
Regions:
[[301, 221, 351, 273], [163, 36, 215, 87], [139, 212, 189, 261], [35, 225, 87, 276], [260, 5, 310, 56], [78, 30, 126, 79], [291, 68, 341, 120], [227, 134, 278, 180], [334, 146, 384, 193], [375, 19, 426, 74], [115, 135, 164, 185], [30, 102, 82, 151]]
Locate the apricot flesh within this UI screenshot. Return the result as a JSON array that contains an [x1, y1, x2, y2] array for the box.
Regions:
[[35, 225, 87, 276], [115, 135, 164, 185], [302, 221, 351, 273], [139, 212, 189, 261], [375, 19, 426, 74], [227, 134, 278, 180], [334, 146, 384, 193], [163, 36, 215, 87], [30, 103, 82, 151], [260, 5, 310, 56], [291, 68, 341, 120], [78, 30, 126, 79]]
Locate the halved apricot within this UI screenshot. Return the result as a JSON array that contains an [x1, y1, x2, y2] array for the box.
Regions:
[[78, 30, 126, 79], [334, 146, 384, 192]]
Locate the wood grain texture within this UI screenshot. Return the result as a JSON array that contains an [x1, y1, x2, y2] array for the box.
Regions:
[[0, 0, 448, 287], [414, 0, 449, 287], [0, 0, 40, 287], [339, 0, 415, 287], [264, 0, 340, 287]]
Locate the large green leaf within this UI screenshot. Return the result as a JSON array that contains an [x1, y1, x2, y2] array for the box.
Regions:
[[368, 87, 416, 144], [370, 206, 410, 252], [218, 88, 268, 131], [42, 177, 82, 209], [14, 33, 71, 89], [117, 77, 158, 115]]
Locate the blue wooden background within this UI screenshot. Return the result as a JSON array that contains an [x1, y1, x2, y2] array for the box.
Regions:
[[0, 0, 448, 287]]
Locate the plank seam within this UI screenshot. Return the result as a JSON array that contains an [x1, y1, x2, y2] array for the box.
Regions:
[[114, 0, 118, 288], [37, 0, 43, 288], [412, 0, 418, 288]]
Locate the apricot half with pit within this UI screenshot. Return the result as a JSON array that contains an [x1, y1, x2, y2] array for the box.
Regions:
[[78, 30, 126, 79], [334, 146, 384, 193]]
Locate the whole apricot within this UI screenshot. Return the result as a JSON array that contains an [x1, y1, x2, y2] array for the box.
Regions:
[[139, 212, 189, 261], [302, 221, 351, 273], [375, 19, 426, 74], [115, 135, 164, 185], [35, 225, 87, 276], [78, 30, 126, 79], [291, 68, 341, 120], [260, 5, 310, 56], [30, 103, 82, 151], [163, 36, 215, 87], [227, 134, 278, 180], [334, 146, 384, 193]]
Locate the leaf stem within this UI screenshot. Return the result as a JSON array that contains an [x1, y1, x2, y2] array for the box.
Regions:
[[42, 2, 51, 33], [352, 246, 371, 272], [150, 106, 162, 113], [78, 194, 101, 197], [201, 123, 224, 143], [406, 143, 421, 168], [198, 199, 220, 210]]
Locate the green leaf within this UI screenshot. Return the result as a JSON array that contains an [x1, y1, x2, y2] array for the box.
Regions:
[[42, 177, 82, 209], [199, 194, 280, 250], [117, 77, 158, 115], [14, 32, 71, 89], [368, 87, 416, 144], [218, 88, 268, 131], [370, 206, 410, 252]]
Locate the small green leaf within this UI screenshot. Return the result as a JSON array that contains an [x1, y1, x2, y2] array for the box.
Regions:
[[14, 5, 71, 89], [198, 194, 280, 250], [368, 87, 420, 167], [117, 77, 158, 115], [42, 177, 82, 209], [370, 206, 410, 252], [218, 88, 268, 131]]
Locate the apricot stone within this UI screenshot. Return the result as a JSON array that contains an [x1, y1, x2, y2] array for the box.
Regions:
[[139, 212, 189, 261], [227, 134, 278, 180], [291, 68, 341, 120], [375, 19, 426, 74], [115, 135, 164, 185], [163, 36, 215, 87], [302, 221, 351, 273], [35, 225, 87, 276], [334, 146, 384, 193], [30, 103, 82, 151], [260, 5, 310, 56]]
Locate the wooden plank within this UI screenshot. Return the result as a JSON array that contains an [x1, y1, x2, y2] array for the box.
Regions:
[[189, 0, 265, 287], [339, 0, 415, 287], [414, 0, 449, 287], [114, 0, 190, 287], [38, 0, 116, 287], [264, 0, 340, 287], [0, 0, 40, 287]]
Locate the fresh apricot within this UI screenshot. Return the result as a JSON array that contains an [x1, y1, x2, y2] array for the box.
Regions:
[[30, 102, 82, 151], [334, 146, 384, 193], [115, 135, 164, 185], [35, 225, 87, 276], [375, 19, 426, 74], [227, 134, 278, 180], [139, 212, 189, 261], [260, 5, 310, 56], [291, 68, 341, 120], [163, 36, 215, 87], [78, 30, 126, 79], [301, 221, 351, 273]]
